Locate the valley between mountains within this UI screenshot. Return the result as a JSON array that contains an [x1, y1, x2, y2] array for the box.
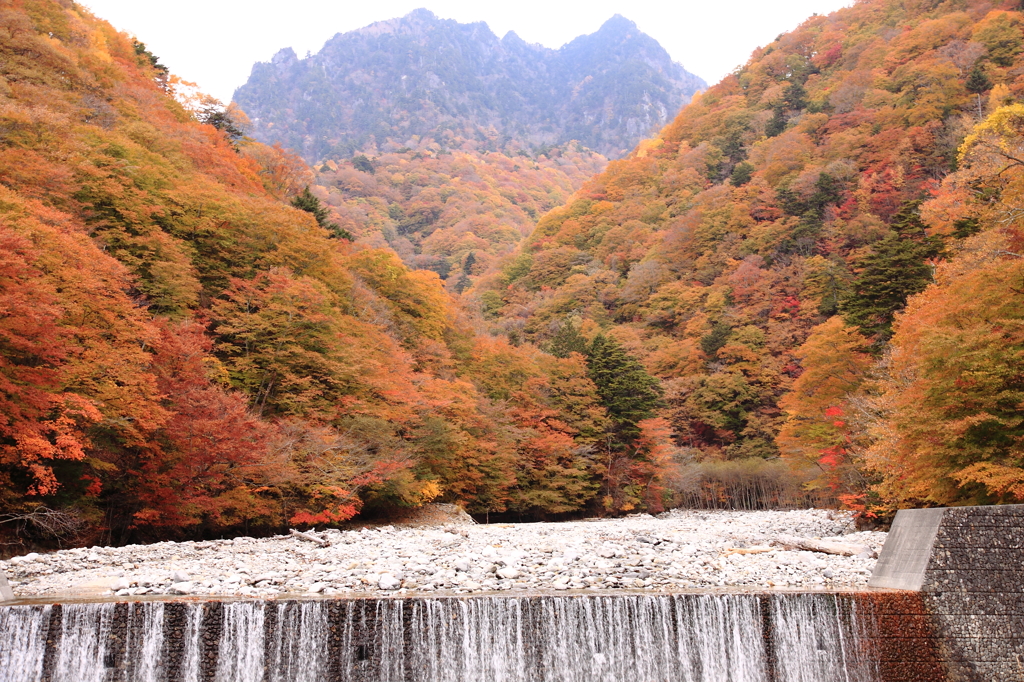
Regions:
[[0, 0, 1023, 554]]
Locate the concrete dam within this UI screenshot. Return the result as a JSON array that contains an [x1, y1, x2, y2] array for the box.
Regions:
[[0, 504, 1021, 681]]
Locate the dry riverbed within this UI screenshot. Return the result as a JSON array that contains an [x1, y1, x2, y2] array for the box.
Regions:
[[3, 509, 886, 600]]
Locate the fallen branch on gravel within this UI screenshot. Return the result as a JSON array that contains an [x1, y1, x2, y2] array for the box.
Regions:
[[289, 528, 330, 547], [721, 547, 774, 556], [772, 535, 870, 557]]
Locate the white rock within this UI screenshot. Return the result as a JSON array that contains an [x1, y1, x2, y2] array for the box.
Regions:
[[308, 582, 327, 594], [7, 509, 884, 598], [378, 574, 401, 590], [111, 578, 131, 591], [169, 581, 193, 595]]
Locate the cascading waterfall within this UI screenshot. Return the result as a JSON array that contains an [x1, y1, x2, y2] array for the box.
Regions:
[[126, 601, 165, 682], [0, 605, 51, 682], [0, 593, 884, 681], [673, 594, 766, 681], [770, 594, 878, 682], [180, 603, 204, 682], [407, 596, 529, 682], [52, 602, 116, 682], [215, 601, 267, 682], [402, 594, 767, 681], [268, 601, 329, 682]]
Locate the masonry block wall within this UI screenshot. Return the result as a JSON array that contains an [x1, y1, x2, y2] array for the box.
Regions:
[[869, 504, 1024, 681]]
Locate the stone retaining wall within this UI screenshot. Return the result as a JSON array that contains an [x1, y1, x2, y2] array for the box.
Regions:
[[869, 504, 1024, 681]]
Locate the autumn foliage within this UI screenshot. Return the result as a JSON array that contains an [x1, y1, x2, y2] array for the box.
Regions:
[[475, 0, 1024, 514], [7, 0, 1024, 547], [0, 0, 622, 547], [310, 144, 606, 290]]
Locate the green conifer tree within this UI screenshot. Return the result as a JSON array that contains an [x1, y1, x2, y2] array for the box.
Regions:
[[352, 155, 375, 174], [966, 62, 992, 118], [966, 61, 992, 94], [783, 81, 807, 109], [840, 202, 943, 343], [198, 107, 245, 143], [291, 187, 353, 240], [548, 319, 588, 358], [765, 107, 787, 137], [586, 334, 664, 441], [462, 251, 477, 274], [730, 161, 754, 186], [453, 251, 477, 293]]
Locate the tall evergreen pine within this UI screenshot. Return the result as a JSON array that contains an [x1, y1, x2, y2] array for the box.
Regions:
[[291, 187, 353, 241], [548, 319, 588, 358], [840, 202, 943, 343], [585, 334, 663, 441], [455, 251, 477, 292], [765, 107, 787, 137], [966, 61, 992, 94]]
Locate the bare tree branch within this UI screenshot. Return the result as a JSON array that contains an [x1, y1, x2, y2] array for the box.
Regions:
[[0, 506, 87, 540]]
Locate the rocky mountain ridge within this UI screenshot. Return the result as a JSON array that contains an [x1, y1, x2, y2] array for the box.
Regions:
[[233, 10, 706, 161]]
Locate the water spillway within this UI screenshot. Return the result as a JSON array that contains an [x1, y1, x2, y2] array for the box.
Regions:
[[9, 503, 1024, 680], [0, 592, 886, 682]]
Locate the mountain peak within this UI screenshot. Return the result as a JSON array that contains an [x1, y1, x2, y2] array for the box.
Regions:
[[404, 8, 438, 22], [599, 14, 637, 32], [270, 47, 297, 66], [236, 13, 705, 161]]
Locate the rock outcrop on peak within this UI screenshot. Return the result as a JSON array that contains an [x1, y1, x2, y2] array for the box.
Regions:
[[233, 10, 706, 161]]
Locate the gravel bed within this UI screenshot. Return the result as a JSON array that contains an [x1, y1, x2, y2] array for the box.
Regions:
[[2, 509, 886, 599]]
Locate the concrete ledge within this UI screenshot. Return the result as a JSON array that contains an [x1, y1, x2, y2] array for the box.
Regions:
[[868, 507, 944, 590]]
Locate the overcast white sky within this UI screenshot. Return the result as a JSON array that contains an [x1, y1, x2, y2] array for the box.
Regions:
[[81, 0, 853, 104]]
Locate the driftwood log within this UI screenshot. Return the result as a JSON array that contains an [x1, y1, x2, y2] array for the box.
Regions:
[[772, 534, 872, 557], [721, 547, 775, 557], [289, 528, 330, 547]]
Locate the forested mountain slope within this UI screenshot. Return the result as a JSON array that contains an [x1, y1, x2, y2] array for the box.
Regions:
[[0, 0, 641, 547], [233, 10, 706, 162], [5, 0, 1022, 552], [478, 0, 1024, 512], [309, 142, 606, 284]]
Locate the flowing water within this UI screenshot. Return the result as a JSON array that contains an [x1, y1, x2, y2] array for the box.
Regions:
[[0, 592, 882, 681], [0, 604, 51, 682], [126, 601, 166, 682], [268, 601, 330, 682], [180, 603, 203, 682]]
